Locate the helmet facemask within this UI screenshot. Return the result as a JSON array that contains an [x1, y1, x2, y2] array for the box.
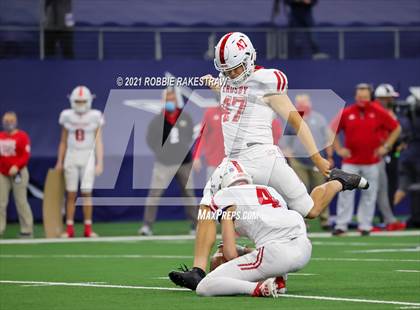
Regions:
[[71, 99, 91, 114], [69, 86, 94, 114], [216, 51, 255, 88]]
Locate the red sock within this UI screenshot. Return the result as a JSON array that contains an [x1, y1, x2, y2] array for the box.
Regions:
[[252, 281, 263, 297], [84, 223, 92, 237], [66, 224, 75, 238]]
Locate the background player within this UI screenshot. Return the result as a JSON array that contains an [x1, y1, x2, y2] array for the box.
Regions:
[[170, 32, 366, 289], [55, 86, 104, 238]]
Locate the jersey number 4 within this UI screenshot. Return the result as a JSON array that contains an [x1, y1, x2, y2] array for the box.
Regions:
[[256, 187, 280, 208], [222, 95, 246, 122]]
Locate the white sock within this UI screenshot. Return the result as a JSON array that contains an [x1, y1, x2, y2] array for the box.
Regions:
[[84, 220, 92, 225], [196, 277, 257, 296], [66, 220, 74, 226]]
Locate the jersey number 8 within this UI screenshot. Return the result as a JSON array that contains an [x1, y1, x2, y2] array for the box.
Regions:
[[75, 129, 85, 142]]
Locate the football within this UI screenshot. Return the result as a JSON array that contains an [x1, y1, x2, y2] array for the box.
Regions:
[[210, 244, 254, 271], [210, 246, 227, 271]]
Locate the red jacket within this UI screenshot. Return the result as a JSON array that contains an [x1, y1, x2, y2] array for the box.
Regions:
[[194, 107, 282, 166], [371, 100, 398, 144], [331, 102, 399, 165], [0, 130, 31, 176]]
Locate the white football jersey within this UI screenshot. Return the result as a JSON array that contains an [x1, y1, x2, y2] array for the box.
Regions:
[[210, 184, 306, 248], [59, 109, 104, 151], [219, 67, 287, 155]]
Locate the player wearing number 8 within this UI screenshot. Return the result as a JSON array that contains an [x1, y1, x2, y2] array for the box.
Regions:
[[55, 85, 104, 238]]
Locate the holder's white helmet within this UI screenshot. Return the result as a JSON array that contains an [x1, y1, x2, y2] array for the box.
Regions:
[[374, 84, 399, 98], [214, 32, 256, 87], [69, 85, 94, 114], [210, 160, 252, 195]]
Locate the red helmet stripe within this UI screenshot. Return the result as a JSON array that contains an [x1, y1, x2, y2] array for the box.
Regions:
[[219, 32, 233, 65], [78, 86, 84, 97], [231, 160, 243, 173]]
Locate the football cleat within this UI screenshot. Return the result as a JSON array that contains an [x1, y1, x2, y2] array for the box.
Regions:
[[62, 225, 75, 238], [386, 221, 406, 231], [84, 231, 98, 238], [253, 278, 279, 298], [332, 228, 347, 236], [168, 265, 206, 291], [328, 168, 369, 191], [275, 276, 287, 294], [138, 225, 153, 236]]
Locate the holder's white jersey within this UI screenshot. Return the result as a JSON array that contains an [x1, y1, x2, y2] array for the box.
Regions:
[[59, 109, 104, 151], [220, 67, 287, 155], [210, 184, 306, 248]]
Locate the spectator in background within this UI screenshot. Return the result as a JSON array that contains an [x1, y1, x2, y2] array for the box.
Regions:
[[0, 111, 33, 238], [285, 0, 327, 59], [282, 94, 333, 230], [193, 106, 282, 179], [372, 84, 405, 231], [139, 88, 198, 236], [394, 89, 420, 228], [193, 106, 225, 180], [331, 84, 401, 236], [44, 0, 74, 59]]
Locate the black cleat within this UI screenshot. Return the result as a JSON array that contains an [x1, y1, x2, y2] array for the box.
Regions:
[[328, 168, 369, 191], [360, 230, 370, 236], [332, 229, 346, 236], [168, 265, 206, 291]]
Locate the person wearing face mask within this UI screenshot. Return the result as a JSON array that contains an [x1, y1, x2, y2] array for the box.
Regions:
[[139, 88, 198, 236], [330, 84, 401, 236], [0, 111, 33, 238], [281, 94, 334, 230], [370, 84, 405, 231]]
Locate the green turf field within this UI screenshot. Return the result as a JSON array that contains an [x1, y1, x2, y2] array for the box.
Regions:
[[1, 222, 419, 310]]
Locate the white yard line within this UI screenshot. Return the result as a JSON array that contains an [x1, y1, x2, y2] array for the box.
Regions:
[[152, 273, 318, 280], [350, 247, 420, 253], [1, 230, 419, 245], [0, 254, 193, 259], [312, 241, 420, 247], [0, 280, 419, 307], [309, 231, 420, 238], [1, 254, 419, 263], [0, 235, 197, 245], [312, 258, 420, 263], [396, 270, 420, 273]]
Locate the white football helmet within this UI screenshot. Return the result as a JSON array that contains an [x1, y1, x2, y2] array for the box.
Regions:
[[69, 85, 94, 114], [374, 84, 399, 98], [210, 160, 252, 195], [214, 32, 256, 87]]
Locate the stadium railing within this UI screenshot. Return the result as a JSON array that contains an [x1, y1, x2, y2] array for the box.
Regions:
[[0, 26, 419, 60]]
